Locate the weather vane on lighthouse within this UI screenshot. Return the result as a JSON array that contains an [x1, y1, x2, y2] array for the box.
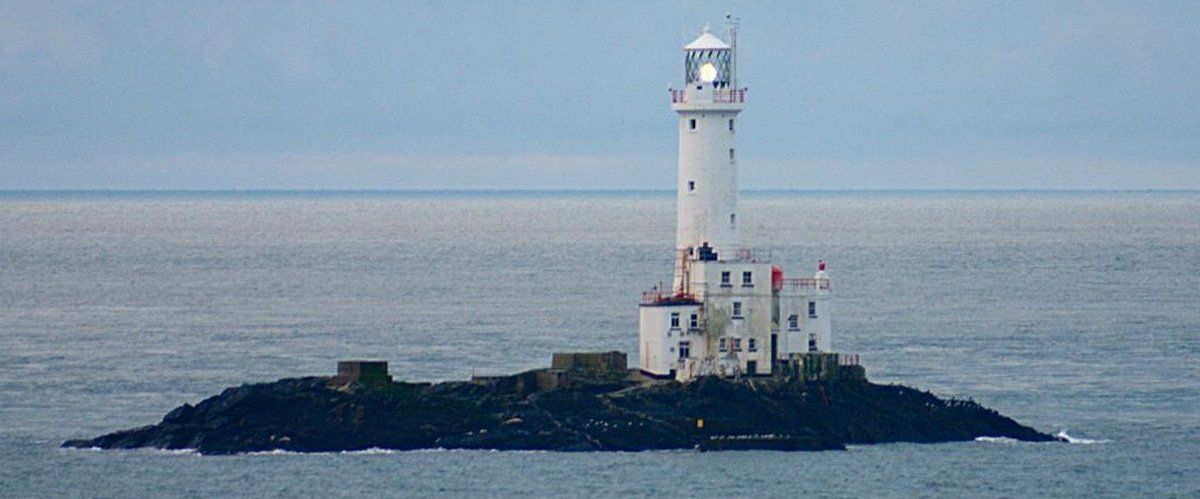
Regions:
[[639, 15, 834, 381]]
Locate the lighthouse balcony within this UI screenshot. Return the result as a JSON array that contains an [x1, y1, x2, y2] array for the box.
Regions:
[[670, 88, 747, 111], [670, 88, 747, 104]]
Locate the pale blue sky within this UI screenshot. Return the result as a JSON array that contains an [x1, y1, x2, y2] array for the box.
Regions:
[[2, 1, 1197, 190]]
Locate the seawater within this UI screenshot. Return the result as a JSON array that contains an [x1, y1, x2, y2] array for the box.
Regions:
[[0, 191, 1196, 497]]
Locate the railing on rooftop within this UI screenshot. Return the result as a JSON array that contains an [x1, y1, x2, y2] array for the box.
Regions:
[[780, 278, 832, 291], [641, 289, 698, 306], [641, 289, 665, 305], [730, 248, 771, 263], [669, 88, 747, 104]]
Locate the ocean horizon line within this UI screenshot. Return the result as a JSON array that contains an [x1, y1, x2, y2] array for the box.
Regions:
[[2, 188, 1197, 197]]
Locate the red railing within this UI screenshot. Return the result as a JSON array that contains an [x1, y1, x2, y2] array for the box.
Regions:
[[641, 289, 698, 305], [715, 89, 746, 103], [669, 88, 747, 104], [781, 278, 831, 291], [641, 289, 666, 305]]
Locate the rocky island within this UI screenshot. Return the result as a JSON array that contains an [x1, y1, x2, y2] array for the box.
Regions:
[[62, 17, 1061, 457], [64, 353, 1054, 454]]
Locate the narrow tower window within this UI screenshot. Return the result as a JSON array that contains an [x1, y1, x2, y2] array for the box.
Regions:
[[729, 119, 735, 131], [687, 180, 695, 192], [729, 148, 735, 161], [732, 301, 743, 319], [689, 119, 697, 130], [809, 301, 818, 318], [748, 338, 758, 352], [689, 313, 699, 329], [730, 213, 736, 225], [670, 312, 680, 329], [788, 314, 800, 331]]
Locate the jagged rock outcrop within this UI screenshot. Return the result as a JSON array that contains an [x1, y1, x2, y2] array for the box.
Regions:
[[63, 370, 1053, 454]]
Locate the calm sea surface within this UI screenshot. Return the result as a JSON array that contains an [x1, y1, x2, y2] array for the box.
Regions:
[[0, 191, 1197, 497]]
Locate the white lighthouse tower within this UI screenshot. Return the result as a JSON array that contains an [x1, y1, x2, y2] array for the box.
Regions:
[[672, 21, 743, 283], [638, 18, 840, 381]]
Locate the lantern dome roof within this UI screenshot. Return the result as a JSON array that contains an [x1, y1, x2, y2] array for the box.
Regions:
[[684, 23, 730, 50]]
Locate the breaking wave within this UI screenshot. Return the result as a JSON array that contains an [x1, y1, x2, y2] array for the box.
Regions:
[[156, 448, 200, 455], [340, 448, 397, 455], [246, 449, 303, 456], [1056, 430, 1110, 444], [974, 436, 1019, 444], [245, 447, 415, 456]]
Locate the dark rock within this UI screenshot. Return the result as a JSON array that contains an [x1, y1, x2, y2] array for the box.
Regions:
[[63, 371, 1054, 454]]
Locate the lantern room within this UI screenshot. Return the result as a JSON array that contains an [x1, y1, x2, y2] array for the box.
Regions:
[[684, 24, 733, 88]]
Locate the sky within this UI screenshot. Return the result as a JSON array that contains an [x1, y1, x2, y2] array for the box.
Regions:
[[1, 1, 1197, 190]]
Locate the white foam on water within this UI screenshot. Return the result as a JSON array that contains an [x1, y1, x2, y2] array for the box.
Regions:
[[246, 449, 304, 456], [974, 436, 1019, 444], [64, 446, 201, 456], [60, 446, 105, 452], [339, 448, 396, 455], [158, 448, 199, 455], [1056, 430, 1110, 444]]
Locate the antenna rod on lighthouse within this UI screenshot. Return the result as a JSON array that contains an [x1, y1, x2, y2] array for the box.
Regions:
[[725, 12, 740, 90]]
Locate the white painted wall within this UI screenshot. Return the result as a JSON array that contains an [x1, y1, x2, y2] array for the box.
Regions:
[[811, 268, 833, 352], [690, 260, 774, 375], [638, 303, 701, 376], [778, 271, 834, 354], [674, 105, 741, 263]]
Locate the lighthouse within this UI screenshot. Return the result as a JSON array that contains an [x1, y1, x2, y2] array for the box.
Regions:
[[638, 18, 837, 381], [672, 21, 743, 285]]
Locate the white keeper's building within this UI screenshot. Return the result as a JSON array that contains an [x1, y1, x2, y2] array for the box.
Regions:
[[638, 20, 834, 381]]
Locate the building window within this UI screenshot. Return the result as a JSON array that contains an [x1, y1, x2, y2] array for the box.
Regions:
[[733, 338, 743, 352], [689, 119, 697, 130], [788, 314, 799, 331], [729, 148, 735, 161], [689, 313, 699, 329], [809, 301, 817, 318], [742, 271, 753, 286], [679, 341, 691, 359], [732, 301, 743, 319], [808, 333, 818, 352], [718, 338, 727, 352], [748, 338, 757, 352], [670, 312, 680, 329], [687, 180, 695, 192], [730, 213, 736, 226], [720, 271, 731, 287], [729, 119, 735, 132]]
